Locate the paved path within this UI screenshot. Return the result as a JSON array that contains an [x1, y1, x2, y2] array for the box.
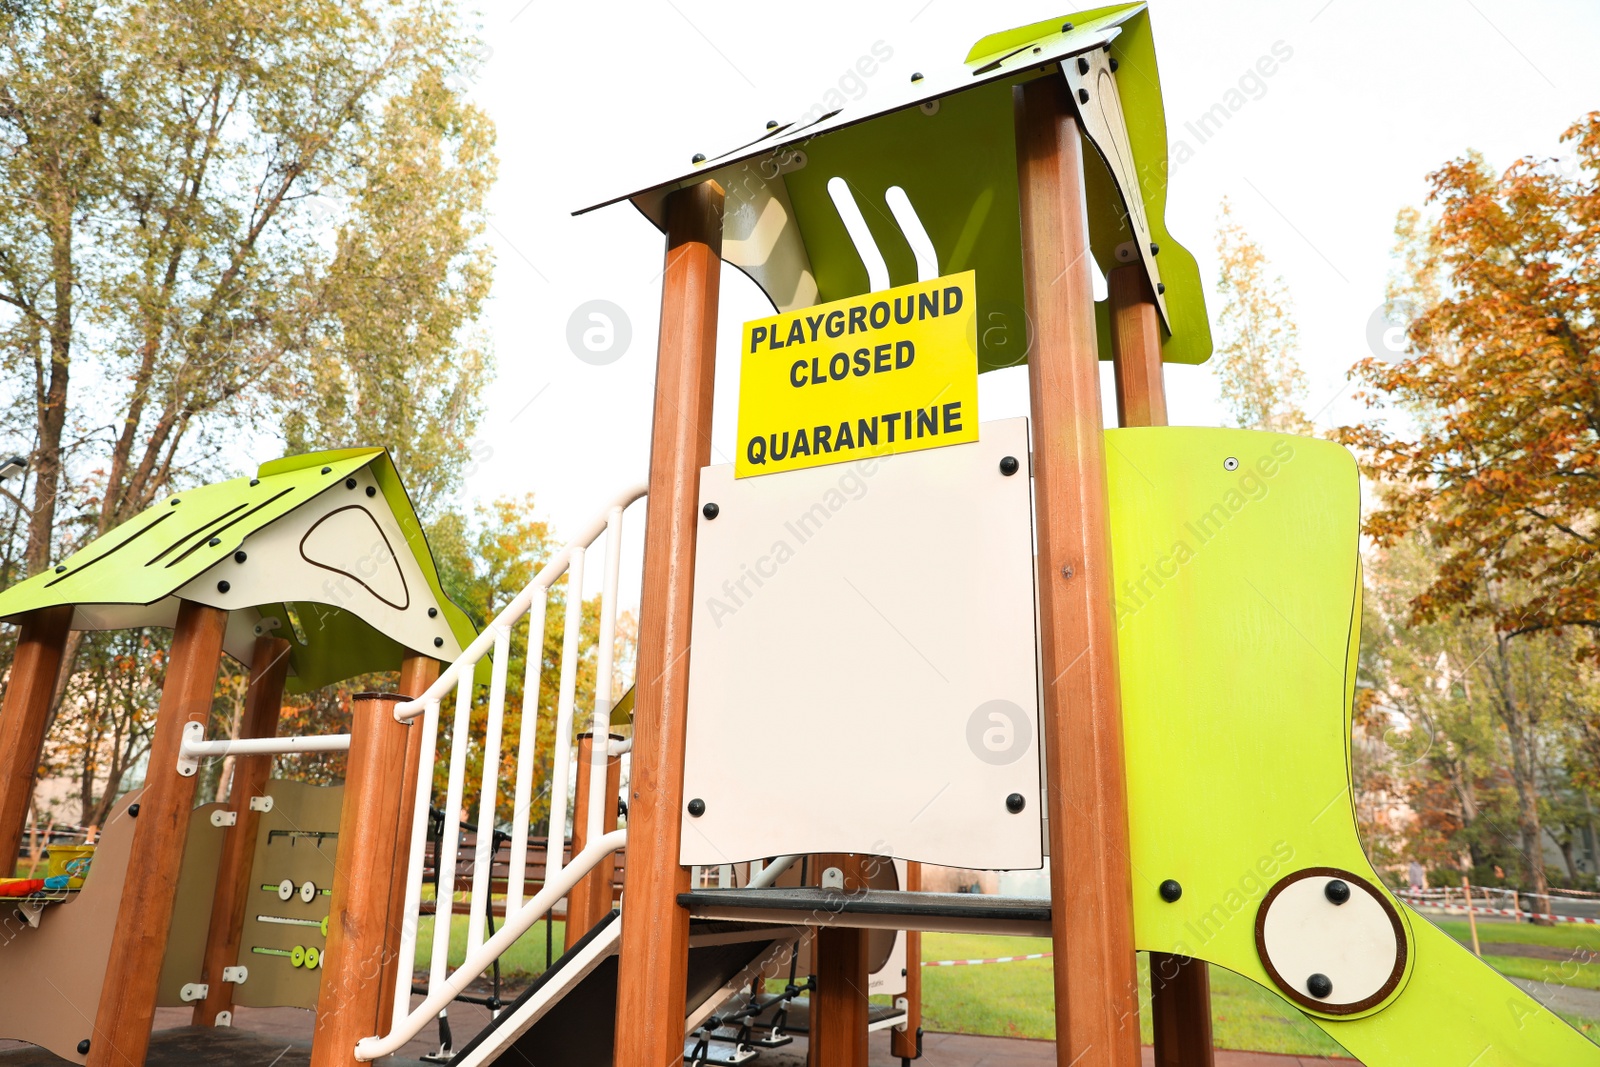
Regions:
[[1510, 976, 1600, 1020], [740, 1030, 1355, 1066]]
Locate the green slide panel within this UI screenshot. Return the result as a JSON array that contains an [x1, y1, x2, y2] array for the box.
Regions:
[[1106, 427, 1597, 1065]]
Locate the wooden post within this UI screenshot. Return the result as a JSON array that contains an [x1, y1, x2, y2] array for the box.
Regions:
[[311, 692, 411, 1067], [812, 853, 870, 1067], [889, 861, 922, 1061], [0, 604, 73, 871], [565, 731, 622, 950], [1015, 76, 1140, 1067], [87, 600, 228, 1067], [1463, 875, 1481, 956], [376, 653, 441, 1032], [1108, 264, 1213, 1067], [193, 635, 293, 1026], [612, 179, 724, 1067]]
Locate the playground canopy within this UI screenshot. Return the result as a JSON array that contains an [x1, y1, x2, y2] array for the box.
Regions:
[[0, 448, 474, 691], [575, 2, 1210, 372]]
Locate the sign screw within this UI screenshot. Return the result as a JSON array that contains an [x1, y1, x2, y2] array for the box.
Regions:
[[691, 153, 706, 164], [687, 798, 706, 817], [1325, 879, 1351, 905], [234, 551, 247, 564], [434, 637, 445, 648], [1307, 973, 1333, 999], [1159, 879, 1182, 902], [999, 456, 1020, 476], [217, 580, 231, 594], [1005, 793, 1026, 813], [1078, 88, 1090, 104], [77, 1040, 90, 1055], [128, 804, 140, 818], [702, 502, 720, 520], [1077, 57, 1089, 75]]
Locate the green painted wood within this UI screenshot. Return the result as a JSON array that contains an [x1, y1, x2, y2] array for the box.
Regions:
[[0, 448, 475, 691], [1109, 426, 1597, 1063]]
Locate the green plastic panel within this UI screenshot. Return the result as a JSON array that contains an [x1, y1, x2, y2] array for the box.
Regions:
[[1108, 427, 1597, 1063], [0, 448, 476, 691]]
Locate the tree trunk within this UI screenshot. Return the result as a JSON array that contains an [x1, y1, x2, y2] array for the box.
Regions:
[[1488, 636, 1552, 921]]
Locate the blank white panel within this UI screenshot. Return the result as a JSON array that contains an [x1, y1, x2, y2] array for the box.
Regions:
[[681, 417, 1042, 870]]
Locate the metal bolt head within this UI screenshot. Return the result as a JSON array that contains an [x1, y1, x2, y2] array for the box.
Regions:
[[1077, 56, 1089, 75], [320, 466, 331, 474], [1109, 56, 1119, 72], [1224, 457, 1239, 471], [1078, 88, 1090, 104], [1159, 879, 1183, 903], [345, 477, 357, 490], [366, 485, 377, 497], [766, 120, 779, 130], [999, 455, 1020, 476], [1307, 973, 1333, 999], [428, 607, 439, 618], [170, 498, 181, 506], [433, 637, 444, 648], [1325, 879, 1351, 905], [910, 71, 924, 82], [691, 153, 706, 164], [1157, 282, 1167, 295], [216, 580, 230, 593], [78, 1040, 90, 1055], [1150, 242, 1160, 255], [209, 537, 221, 547], [687, 798, 706, 817], [1061, 21, 1073, 31], [1005, 792, 1026, 814], [702, 502, 720, 520], [249, 478, 260, 487], [234, 551, 247, 564], [54, 565, 65, 573], [128, 804, 140, 818]]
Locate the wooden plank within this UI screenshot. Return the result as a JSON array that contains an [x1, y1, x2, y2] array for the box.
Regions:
[[889, 861, 922, 1060], [377, 653, 440, 1032], [87, 600, 227, 1067], [192, 634, 292, 1026], [0, 604, 73, 870], [811, 853, 870, 1067], [612, 179, 724, 1067], [1108, 265, 1169, 429], [1109, 266, 1214, 1067], [1014, 75, 1140, 1067], [566, 731, 622, 949], [310, 693, 410, 1067]]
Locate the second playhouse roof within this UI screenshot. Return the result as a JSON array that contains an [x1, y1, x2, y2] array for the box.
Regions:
[[0, 449, 476, 691], [576, 4, 1210, 371]]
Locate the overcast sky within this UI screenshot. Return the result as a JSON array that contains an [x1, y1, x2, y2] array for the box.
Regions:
[[456, 0, 1598, 601]]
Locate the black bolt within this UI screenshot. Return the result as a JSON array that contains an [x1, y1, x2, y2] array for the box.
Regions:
[[910, 71, 924, 82], [703, 502, 720, 520], [366, 485, 376, 497], [687, 798, 706, 817], [428, 607, 439, 618], [234, 551, 247, 564], [1159, 879, 1183, 903], [249, 478, 260, 487], [217, 580, 231, 594], [345, 478, 357, 489], [1109, 57, 1119, 72], [433, 636, 444, 648], [128, 804, 140, 818], [209, 537, 221, 547], [54, 565, 65, 573], [321, 466, 331, 474], [1077, 56, 1089, 75], [691, 153, 706, 164], [1325, 879, 1351, 905], [77, 1040, 90, 1055], [1157, 282, 1167, 295], [1150, 242, 1160, 255], [170, 498, 181, 506], [1078, 88, 1090, 104], [766, 120, 779, 130], [1005, 793, 1026, 813], [999, 455, 1020, 477], [1061, 22, 1073, 31], [1307, 973, 1333, 999]]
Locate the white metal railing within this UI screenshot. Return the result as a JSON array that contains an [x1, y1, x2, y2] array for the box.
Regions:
[[364, 483, 648, 1060], [174, 721, 351, 777]]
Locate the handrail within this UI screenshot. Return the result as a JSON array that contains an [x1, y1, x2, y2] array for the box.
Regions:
[[355, 829, 628, 1061], [174, 721, 350, 777]]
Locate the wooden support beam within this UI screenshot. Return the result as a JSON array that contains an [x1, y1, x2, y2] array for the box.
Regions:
[[311, 692, 411, 1067], [1014, 76, 1140, 1067], [1109, 265, 1216, 1067], [0, 604, 73, 871], [377, 653, 441, 1032], [1108, 265, 1169, 429], [889, 861, 923, 1061], [612, 179, 723, 1067], [87, 600, 227, 1067], [811, 853, 870, 1067], [193, 635, 292, 1027], [565, 731, 622, 950]]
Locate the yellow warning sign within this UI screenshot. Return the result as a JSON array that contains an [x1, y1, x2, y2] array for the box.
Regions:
[[736, 271, 978, 478]]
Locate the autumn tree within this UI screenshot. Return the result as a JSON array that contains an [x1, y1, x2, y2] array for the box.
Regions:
[[1211, 199, 1314, 435]]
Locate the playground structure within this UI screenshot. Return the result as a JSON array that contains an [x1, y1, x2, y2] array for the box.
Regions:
[[0, 5, 1595, 1067]]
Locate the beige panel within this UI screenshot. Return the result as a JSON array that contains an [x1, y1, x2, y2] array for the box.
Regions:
[[155, 803, 227, 1005], [0, 793, 140, 1064], [233, 779, 345, 1009]]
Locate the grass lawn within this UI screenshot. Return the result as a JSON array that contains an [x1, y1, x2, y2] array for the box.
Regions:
[[1430, 916, 1600, 952], [411, 914, 566, 978]]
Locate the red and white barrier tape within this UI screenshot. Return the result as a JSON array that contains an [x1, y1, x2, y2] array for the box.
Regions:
[[923, 952, 1054, 967], [1408, 902, 1600, 925]]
